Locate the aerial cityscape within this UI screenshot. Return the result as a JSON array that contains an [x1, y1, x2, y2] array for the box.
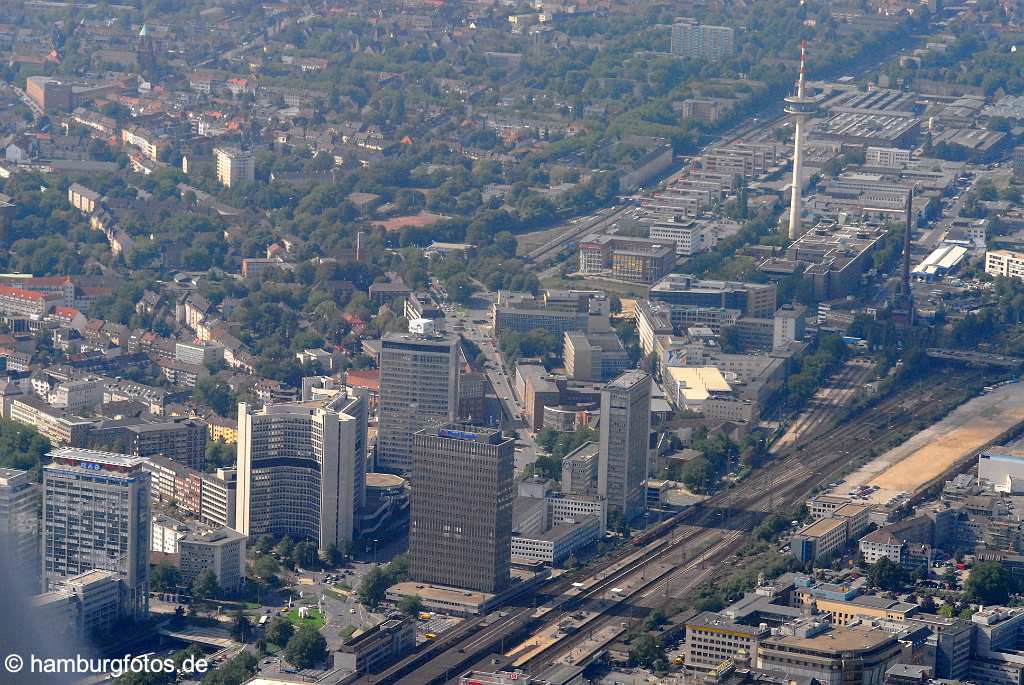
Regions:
[[6, 0, 1024, 684]]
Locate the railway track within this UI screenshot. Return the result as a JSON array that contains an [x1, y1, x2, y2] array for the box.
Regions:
[[518, 369, 972, 673], [361, 366, 972, 684]]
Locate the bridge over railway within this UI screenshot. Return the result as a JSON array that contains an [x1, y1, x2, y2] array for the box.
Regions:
[[925, 348, 1023, 369]]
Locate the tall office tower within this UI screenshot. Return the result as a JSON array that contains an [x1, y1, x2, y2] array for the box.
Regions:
[[213, 146, 255, 188], [598, 370, 651, 521], [670, 20, 735, 61], [377, 333, 459, 473], [236, 390, 367, 550], [785, 41, 817, 241], [410, 425, 513, 593], [43, 448, 150, 618], [0, 467, 39, 591]]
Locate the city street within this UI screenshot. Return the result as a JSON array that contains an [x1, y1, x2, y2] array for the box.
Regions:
[[445, 294, 540, 474]]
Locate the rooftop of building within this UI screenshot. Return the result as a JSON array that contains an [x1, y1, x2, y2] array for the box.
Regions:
[[424, 423, 507, 445], [519, 516, 599, 542], [0, 467, 29, 486], [366, 472, 407, 489], [650, 273, 773, 294], [605, 369, 649, 389], [387, 581, 490, 609], [47, 447, 147, 470], [832, 503, 870, 518], [685, 611, 768, 637], [981, 448, 1024, 462], [667, 366, 733, 402], [796, 517, 848, 538], [812, 494, 853, 505], [762, 623, 896, 651], [381, 331, 455, 346], [180, 526, 245, 545]]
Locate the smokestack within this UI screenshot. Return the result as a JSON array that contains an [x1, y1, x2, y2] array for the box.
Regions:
[[356, 231, 364, 262]]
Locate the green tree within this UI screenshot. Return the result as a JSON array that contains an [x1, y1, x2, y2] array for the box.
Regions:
[[265, 617, 294, 647], [252, 555, 280, 581], [867, 557, 907, 591], [205, 439, 235, 471], [151, 561, 180, 592], [284, 626, 328, 668], [274, 535, 294, 560], [965, 561, 1011, 604], [398, 594, 424, 616], [321, 543, 346, 568], [230, 613, 252, 643], [193, 378, 236, 416], [292, 541, 319, 570], [200, 649, 258, 685], [643, 608, 667, 631], [254, 535, 274, 554], [192, 569, 220, 600], [630, 634, 663, 668], [0, 418, 50, 472], [357, 567, 389, 607]]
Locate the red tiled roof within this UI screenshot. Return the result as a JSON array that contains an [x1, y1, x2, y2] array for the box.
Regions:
[[53, 306, 82, 319], [0, 285, 52, 301], [345, 369, 380, 392]]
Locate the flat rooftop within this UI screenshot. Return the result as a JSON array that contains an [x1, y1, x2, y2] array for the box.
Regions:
[[763, 624, 895, 652], [388, 581, 490, 609], [797, 517, 847, 538], [366, 472, 406, 488], [47, 447, 147, 470]]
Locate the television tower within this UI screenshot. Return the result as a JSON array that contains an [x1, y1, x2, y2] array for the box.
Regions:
[[785, 41, 817, 241]]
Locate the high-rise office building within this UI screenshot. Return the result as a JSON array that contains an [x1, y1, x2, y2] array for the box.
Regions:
[[43, 448, 150, 618], [89, 417, 208, 471], [214, 146, 255, 188], [236, 390, 367, 550], [377, 333, 459, 473], [0, 467, 39, 591], [670, 20, 735, 61], [598, 370, 651, 521], [410, 424, 513, 593]]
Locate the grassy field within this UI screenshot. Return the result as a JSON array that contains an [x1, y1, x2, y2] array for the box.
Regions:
[[323, 587, 348, 601], [286, 607, 326, 630]]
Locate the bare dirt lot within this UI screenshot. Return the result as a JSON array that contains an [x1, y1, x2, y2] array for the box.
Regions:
[[838, 382, 1024, 505]]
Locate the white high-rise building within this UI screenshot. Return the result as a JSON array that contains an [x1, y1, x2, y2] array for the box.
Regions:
[[0, 467, 39, 591], [598, 370, 651, 521], [214, 146, 255, 188], [377, 333, 459, 473], [235, 390, 367, 550], [986, 250, 1024, 281], [43, 448, 150, 618], [670, 20, 735, 61]]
